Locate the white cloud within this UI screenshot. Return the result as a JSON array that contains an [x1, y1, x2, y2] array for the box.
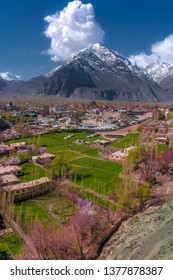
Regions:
[[44, 0, 105, 61], [129, 34, 173, 68], [129, 53, 158, 68]]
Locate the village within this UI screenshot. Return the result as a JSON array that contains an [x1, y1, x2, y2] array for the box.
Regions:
[[1, 98, 173, 259]]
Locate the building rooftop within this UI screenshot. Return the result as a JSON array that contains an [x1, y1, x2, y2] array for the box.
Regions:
[[2, 177, 51, 191], [0, 165, 21, 176], [0, 174, 19, 187]]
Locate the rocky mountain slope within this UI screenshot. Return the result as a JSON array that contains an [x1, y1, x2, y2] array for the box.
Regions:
[[99, 180, 173, 260], [1, 44, 172, 102], [38, 43, 166, 102], [145, 63, 173, 95]]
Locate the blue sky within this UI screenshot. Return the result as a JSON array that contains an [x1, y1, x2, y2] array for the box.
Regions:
[[1, 0, 173, 80]]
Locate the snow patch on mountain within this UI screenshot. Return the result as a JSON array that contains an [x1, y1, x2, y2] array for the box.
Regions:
[[144, 62, 173, 84], [0, 72, 21, 81], [44, 66, 62, 78], [45, 43, 144, 81]]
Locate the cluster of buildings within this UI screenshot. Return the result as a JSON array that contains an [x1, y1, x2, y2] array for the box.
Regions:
[[142, 121, 173, 145], [0, 102, 153, 141], [0, 140, 55, 213]]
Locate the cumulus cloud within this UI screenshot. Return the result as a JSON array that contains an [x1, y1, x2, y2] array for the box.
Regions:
[[129, 34, 173, 68], [44, 0, 105, 61]]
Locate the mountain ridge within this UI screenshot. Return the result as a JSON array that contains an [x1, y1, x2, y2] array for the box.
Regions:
[[38, 43, 167, 102], [0, 43, 172, 102]]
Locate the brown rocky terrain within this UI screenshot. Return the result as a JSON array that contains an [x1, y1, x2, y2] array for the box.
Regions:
[[98, 177, 173, 260]]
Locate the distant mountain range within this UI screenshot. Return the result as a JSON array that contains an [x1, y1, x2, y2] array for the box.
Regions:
[[0, 72, 21, 81], [0, 43, 173, 102], [144, 62, 173, 95]]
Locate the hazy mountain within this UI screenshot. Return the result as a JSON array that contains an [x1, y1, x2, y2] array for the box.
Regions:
[[0, 75, 47, 95]]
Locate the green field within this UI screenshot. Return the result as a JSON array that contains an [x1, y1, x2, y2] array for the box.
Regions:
[[0, 233, 23, 259], [14, 200, 52, 232], [110, 133, 140, 148], [70, 185, 116, 209], [55, 150, 81, 160], [19, 162, 48, 182], [72, 157, 102, 167], [13, 189, 75, 233], [5, 132, 123, 200], [157, 144, 169, 152], [70, 146, 99, 157], [0, 132, 125, 259], [0, 189, 76, 259], [72, 161, 123, 196], [6, 132, 100, 157]]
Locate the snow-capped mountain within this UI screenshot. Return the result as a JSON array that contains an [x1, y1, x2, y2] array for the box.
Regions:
[[39, 43, 166, 102], [0, 72, 21, 81], [144, 62, 173, 95], [44, 66, 62, 78], [0, 43, 169, 102], [69, 43, 141, 75], [144, 62, 173, 84]]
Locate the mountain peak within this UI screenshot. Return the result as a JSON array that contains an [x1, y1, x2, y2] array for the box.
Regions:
[[144, 62, 173, 83], [40, 43, 165, 102], [0, 72, 21, 81]]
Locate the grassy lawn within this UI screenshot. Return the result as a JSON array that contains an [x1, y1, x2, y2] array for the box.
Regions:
[[14, 189, 75, 233], [0, 233, 23, 259], [19, 162, 48, 182], [14, 201, 52, 232], [33, 190, 75, 226], [110, 133, 140, 148], [6, 132, 101, 158], [97, 161, 123, 173], [55, 150, 81, 161], [70, 146, 99, 157], [0, 190, 75, 259], [71, 157, 102, 167], [72, 161, 123, 196], [69, 186, 116, 210], [6, 131, 123, 206], [157, 144, 169, 152]]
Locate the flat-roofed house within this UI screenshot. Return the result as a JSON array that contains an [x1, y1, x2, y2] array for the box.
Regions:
[[32, 153, 55, 164], [109, 150, 126, 162], [9, 142, 26, 151], [0, 165, 21, 176], [0, 174, 19, 187], [0, 177, 54, 212], [109, 147, 136, 162], [0, 144, 10, 154]]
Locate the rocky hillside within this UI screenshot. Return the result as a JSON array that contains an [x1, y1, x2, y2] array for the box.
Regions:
[[145, 63, 173, 96], [99, 180, 173, 260]]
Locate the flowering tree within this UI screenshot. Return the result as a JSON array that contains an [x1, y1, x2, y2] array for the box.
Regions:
[[19, 222, 80, 260], [39, 146, 47, 155], [158, 149, 173, 173]]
